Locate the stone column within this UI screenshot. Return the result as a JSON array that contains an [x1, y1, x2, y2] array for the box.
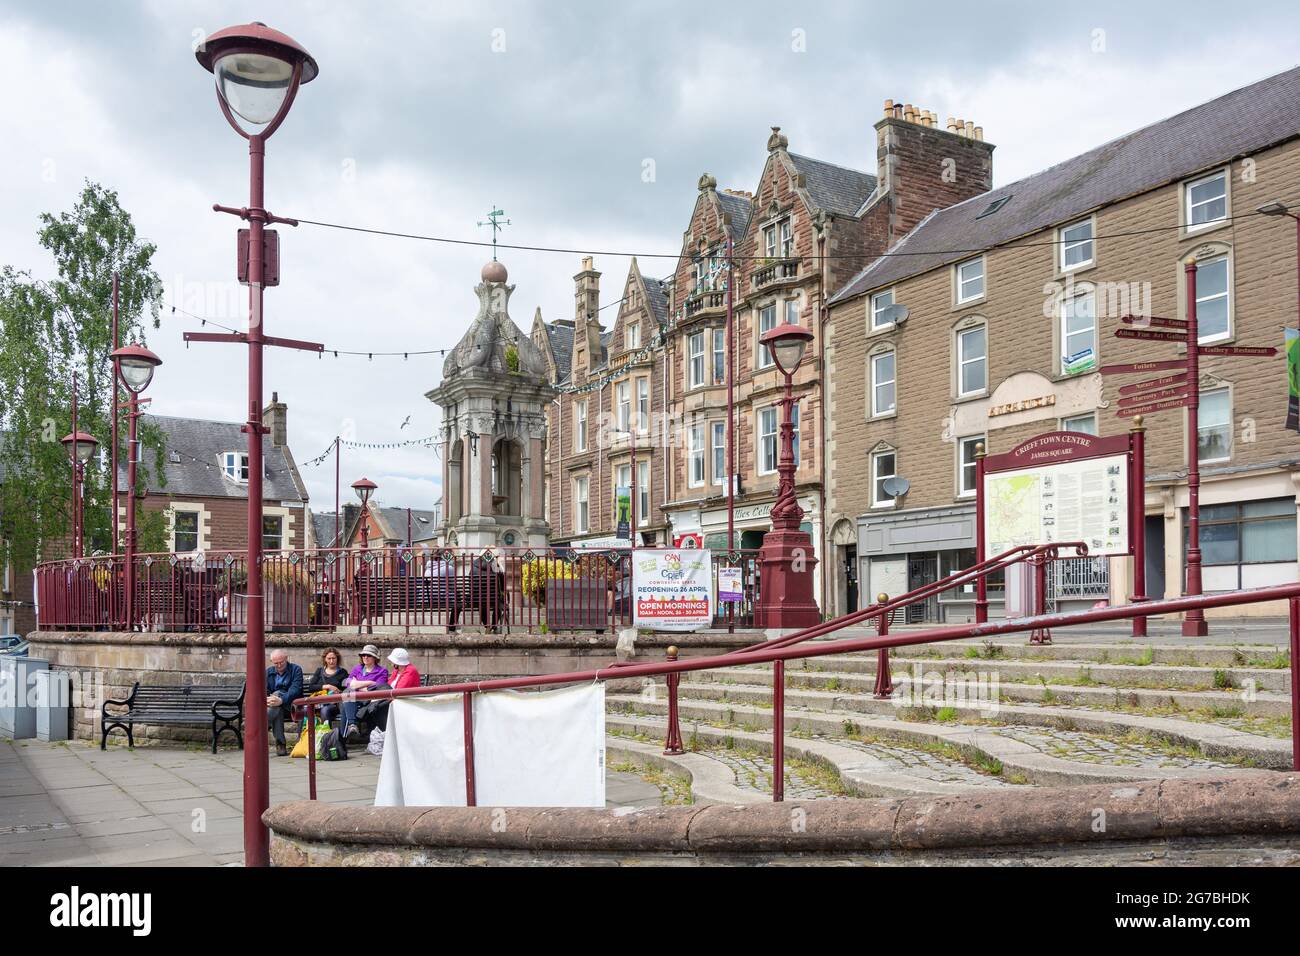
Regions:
[[528, 436, 545, 521]]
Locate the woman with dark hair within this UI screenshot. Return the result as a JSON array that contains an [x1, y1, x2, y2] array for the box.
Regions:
[[306, 647, 348, 725]]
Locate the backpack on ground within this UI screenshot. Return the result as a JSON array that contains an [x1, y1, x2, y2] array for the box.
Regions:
[[317, 727, 348, 761]]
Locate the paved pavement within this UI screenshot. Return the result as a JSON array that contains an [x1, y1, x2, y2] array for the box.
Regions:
[[0, 739, 660, 867]]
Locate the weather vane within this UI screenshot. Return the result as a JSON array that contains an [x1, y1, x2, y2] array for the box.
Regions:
[[477, 206, 511, 261]]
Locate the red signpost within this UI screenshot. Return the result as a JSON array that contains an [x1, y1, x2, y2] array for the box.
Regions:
[[1105, 260, 1278, 637]]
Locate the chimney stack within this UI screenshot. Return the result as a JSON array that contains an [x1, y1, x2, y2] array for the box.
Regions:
[[875, 100, 995, 245], [262, 391, 288, 448]]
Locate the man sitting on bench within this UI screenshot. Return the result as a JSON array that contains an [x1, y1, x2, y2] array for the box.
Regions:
[[265, 649, 304, 757]]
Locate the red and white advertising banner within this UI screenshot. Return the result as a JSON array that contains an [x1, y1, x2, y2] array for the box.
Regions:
[[633, 549, 714, 631]]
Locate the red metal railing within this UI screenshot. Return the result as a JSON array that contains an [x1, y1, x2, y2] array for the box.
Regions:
[[34, 546, 761, 635], [296, 579, 1300, 803]]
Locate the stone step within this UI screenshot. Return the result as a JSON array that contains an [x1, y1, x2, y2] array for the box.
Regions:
[[606, 713, 1020, 798], [670, 671, 1289, 717], [679, 668, 1291, 717], [606, 696, 1275, 790], [607, 686, 1292, 772], [697, 656, 1291, 693], [782, 638, 1290, 667]]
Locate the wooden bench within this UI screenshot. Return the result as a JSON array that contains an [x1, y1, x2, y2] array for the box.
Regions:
[[101, 681, 245, 753], [354, 573, 506, 627]]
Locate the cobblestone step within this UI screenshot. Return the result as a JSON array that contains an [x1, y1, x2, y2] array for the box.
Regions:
[[684, 667, 1291, 718], [789, 655, 1292, 693], [605, 713, 1015, 798], [607, 687, 1291, 783], [812, 640, 1289, 667]]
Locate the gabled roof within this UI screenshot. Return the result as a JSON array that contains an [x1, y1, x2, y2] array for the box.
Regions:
[[787, 153, 877, 217], [311, 510, 345, 549], [833, 65, 1300, 303], [643, 275, 669, 328], [119, 414, 305, 502], [545, 321, 575, 380], [373, 506, 440, 545], [716, 190, 753, 242]]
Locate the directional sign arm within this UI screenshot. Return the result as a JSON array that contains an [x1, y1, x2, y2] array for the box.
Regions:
[[1100, 359, 1188, 375], [1114, 328, 1187, 342]]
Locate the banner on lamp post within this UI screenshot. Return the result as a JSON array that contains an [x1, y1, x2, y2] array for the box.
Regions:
[[614, 486, 631, 540], [632, 549, 714, 631]]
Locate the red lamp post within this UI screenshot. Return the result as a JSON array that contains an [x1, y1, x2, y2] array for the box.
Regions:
[[193, 22, 320, 869], [352, 478, 378, 549], [111, 344, 161, 631], [755, 324, 820, 628], [60, 430, 98, 558]]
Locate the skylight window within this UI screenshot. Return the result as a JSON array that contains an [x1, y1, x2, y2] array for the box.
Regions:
[[976, 195, 1012, 219]]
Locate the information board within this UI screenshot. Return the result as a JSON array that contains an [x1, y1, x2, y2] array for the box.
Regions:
[[982, 431, 1133, 557]]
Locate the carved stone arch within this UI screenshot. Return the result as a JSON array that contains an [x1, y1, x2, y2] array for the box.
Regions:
[[830, 516, 856, 546]]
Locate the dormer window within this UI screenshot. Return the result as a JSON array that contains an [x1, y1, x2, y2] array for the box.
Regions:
[[222, 452, 249, 483]]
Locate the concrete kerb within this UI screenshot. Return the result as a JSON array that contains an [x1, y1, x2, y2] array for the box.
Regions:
[[262, 771, 1300, 860]]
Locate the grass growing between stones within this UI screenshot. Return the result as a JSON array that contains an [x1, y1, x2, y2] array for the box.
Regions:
[[608, 760, 694, 806]]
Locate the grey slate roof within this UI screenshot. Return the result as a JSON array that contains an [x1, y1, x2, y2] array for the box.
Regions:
[[643, 276, 669, 329], [374, 506, 439, 545], [833, 65, 1300, 303], [717, 190, 753, 242], [119, 414, 305, 502], [788, 153, 878, 217], [545, 321, 575, 379], [311, 510, 344, 549]]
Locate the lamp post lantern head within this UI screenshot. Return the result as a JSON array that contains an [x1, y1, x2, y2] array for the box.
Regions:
[[760, 324, 815, 377], [1257, 201, 1292, 217], [61, 431, 99, 465], [196, 22, 317, 137], [351, 477, 377, 506], [110, 344, 162, 394]]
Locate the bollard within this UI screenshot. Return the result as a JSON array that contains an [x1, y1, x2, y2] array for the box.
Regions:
[[663, 646, 685, 755], [873, 592, 894, 699]]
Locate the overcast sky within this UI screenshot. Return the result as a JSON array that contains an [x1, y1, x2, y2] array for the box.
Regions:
[[2, 1, 1297, 513]]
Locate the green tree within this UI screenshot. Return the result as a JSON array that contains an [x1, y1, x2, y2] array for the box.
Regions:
[[0, 181, 163, 568]]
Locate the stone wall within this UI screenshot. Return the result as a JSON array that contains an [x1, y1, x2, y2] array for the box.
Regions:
[[27, 628, 754, 745], [265, 772, 1300, 866]]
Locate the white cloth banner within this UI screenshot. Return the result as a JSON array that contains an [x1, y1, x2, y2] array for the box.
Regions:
[[374, 683, 605, 807]]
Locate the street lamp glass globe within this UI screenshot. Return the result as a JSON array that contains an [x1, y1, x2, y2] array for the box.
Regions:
[[215, 51, 295, 129], [771, 337, 808, 376], [62, 433, 99, 464], [118, 358, 156, 393], [352, 479, 376, 505]]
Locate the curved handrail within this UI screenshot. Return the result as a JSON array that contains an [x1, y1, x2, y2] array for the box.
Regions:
[[726, 541, 1089, 659]]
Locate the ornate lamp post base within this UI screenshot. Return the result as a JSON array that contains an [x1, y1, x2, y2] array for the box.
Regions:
[[755, 529, 821, 629]]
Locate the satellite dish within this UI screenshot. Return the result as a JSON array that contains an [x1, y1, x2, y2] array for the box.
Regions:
[[879, 304, 910, 325], [881, 476, 910, 497]]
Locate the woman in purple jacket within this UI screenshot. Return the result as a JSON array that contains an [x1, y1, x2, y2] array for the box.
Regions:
[[338, 644, 390, 741]]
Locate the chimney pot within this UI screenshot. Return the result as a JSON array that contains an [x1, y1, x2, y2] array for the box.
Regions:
[[965, 120, 975, 136], [974, 126, 984, 141], [883, 98, 894, 117]]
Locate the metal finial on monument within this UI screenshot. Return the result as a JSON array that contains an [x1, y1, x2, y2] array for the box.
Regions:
[[477, 206, 511, 261]]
